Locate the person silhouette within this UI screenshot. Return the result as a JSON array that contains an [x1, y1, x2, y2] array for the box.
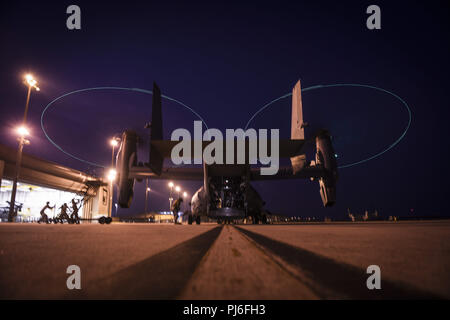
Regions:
[[58, 203, 70, 223], [171, 197, 183, 224], [39, 201, 54, 224], [70, 199, 80, 223]]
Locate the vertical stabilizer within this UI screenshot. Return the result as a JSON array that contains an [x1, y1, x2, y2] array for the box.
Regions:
[[290, 80, 306, 173], [291, 80, 305, 140]]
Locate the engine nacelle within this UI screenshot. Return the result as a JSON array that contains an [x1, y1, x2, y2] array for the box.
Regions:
[[116, 130, 138, 208], [315, 131, 338, 207]]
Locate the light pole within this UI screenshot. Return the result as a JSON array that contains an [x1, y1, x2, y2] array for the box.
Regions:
[[145, 179, 151, 214], [168, 181, 174, 210], [8, 74, 39, 222], [108, 137, 120, 217], [183, 191, 188, 211], [106, 168, 117, 219], [175, 186, 181, 200]]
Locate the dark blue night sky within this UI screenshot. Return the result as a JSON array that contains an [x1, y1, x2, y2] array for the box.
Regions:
[[1, 1, 449, 218]]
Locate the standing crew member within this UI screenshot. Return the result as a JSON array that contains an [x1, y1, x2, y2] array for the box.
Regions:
[[39, 201, 54, 224], [70, 199, 80, 223], [171, 197, 183, 224], [58, 203, 70, 222]]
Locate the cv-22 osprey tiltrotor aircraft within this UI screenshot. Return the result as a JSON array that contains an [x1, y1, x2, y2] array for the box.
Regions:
[[114, 80, 338, 224]]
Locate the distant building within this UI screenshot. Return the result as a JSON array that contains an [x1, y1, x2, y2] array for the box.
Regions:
[[153, 211, 177, 223]]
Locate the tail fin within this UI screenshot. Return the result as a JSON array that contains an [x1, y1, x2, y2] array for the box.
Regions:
[[148, 82, 164, 175], [290, 80, 306, 173], [291, 80, 305, 140]]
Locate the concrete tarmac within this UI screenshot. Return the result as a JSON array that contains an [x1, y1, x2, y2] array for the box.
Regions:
[[0, 221, 449, 299]]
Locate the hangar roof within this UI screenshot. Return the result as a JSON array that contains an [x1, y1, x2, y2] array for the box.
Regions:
[[0, 143, 105, 194]]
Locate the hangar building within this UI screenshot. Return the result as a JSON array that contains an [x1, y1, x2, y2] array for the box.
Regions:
[[0, 143, 110, 222]]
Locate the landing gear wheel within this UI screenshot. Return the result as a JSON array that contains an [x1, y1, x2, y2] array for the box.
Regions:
[[253, 216, 259, 224], [106, 217, 112, 224], [188, 215, 193, 225], [99, 216, 106, 224], [195, 215, 201, 225]]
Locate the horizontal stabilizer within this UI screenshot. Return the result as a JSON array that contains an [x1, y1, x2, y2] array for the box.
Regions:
[[290, 154, 307, 174]]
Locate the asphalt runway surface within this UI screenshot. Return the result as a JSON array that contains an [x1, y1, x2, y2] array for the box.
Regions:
[[0, 221, 449, 299]]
